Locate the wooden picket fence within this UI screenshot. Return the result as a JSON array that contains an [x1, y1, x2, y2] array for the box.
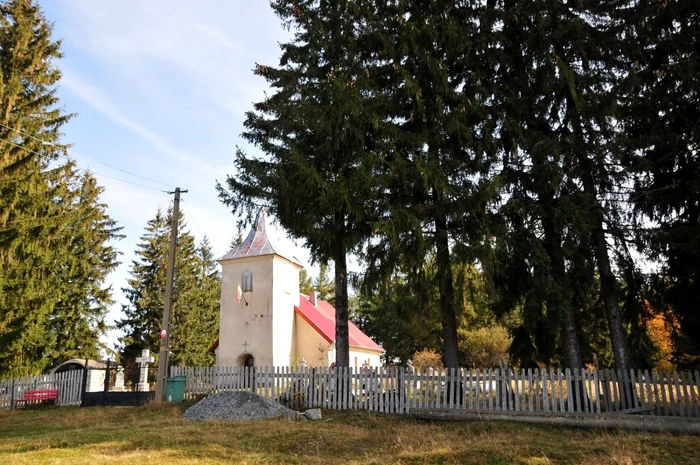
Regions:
[[170, 366, 700, 418], [0, 370, 84, 410]]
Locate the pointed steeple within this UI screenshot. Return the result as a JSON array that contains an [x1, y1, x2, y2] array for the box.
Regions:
[[218, 207, 302, 265]]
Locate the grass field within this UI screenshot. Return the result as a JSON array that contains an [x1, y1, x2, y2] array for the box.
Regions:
[[1, 404, 699, 464]]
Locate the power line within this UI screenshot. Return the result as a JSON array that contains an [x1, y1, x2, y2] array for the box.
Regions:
[[1, 123, 176, 188], [92, 172, 169, 194], [181, 199, 205, 238], [0, 136, 47, 157], [93, 160, 177, 189], [0, 121, 56, 145], [0, 135, 172, 194]]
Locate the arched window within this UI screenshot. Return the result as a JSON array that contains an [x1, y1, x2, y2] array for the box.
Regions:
[[241, 269, 253, 292]]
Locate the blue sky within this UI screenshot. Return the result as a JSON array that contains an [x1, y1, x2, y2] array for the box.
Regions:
[[40, 1, 314, 351]]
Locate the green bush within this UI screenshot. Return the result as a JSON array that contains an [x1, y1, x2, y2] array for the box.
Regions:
[[458, 326, 511, 368]]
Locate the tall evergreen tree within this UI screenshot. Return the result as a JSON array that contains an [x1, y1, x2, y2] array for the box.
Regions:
[[118, 209, 169, 362], [617, 0, 700, 368], [218, 0, 384, 368], [46, 167, 122, 367], [361, 0, 494, 369], [299, 268, 314, 296], [170, 236, 220, 367], [118, 209, 220, 368], [315, 262, 335, 306], [0, 0, 120, 376]]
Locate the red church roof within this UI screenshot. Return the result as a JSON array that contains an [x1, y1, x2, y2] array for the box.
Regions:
[[295, 293, 383, 352], [218, 208, 302, 265]]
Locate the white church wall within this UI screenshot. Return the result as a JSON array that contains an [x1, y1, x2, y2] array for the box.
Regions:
[[294, 312, 333, 367], [349, 347, 382, 369], [271, 256, 301, 366], [218, 255, 274, 367], [326, 344, 383, 369]]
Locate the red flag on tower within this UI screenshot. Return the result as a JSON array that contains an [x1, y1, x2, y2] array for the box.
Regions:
[[236, 281, 243, 304]]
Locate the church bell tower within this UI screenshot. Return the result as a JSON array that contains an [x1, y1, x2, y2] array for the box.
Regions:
[[216, 209, 302, 367]]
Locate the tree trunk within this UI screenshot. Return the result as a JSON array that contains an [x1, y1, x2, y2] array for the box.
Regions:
[[334, 236, 350, 369], [575, 152, 631, 372], [567, 93, 631, 372], [592, 223, 631, 372], [540, 196, 583, 370], [434, 211, 460, 369], [560, 311, 583, 369]]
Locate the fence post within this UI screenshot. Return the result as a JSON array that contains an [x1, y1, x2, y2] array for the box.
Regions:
[[103, 359, 111, 406], [9, 377, 15, 410], [80, 359, 89, 407]]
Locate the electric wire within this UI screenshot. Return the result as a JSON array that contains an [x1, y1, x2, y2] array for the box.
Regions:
[[0, 121, 55, 145], [93, 160, 177, 188], [91, 172, 169, 194], [181, 199, 205, 238], [0, 136, 171, 194], [0, 123, 176, 189], [0, 136, 45, 157]]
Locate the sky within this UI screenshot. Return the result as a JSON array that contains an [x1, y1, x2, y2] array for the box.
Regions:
[[39, 0, 315, 351]]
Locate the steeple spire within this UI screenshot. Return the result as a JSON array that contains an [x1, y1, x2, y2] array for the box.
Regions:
[[218, 207, 301, 266]]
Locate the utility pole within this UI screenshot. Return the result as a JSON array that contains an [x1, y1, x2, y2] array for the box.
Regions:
[[155, 187, 187, 401]]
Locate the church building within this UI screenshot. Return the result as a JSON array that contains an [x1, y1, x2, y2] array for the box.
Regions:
[[209, 209, 383, 369]]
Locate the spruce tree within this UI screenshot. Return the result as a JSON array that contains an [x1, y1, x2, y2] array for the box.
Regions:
[[0, 0, 122, 376], [299, 268, 314, 296], [118, 209, 170, 362], [46, 167, 122, 367], [217, 0, 384, 368], [315, 263, 335, 306], [118, 209, 220, 368], [617, 0, 700, 367], [170, 236, 220, 367], [361, 0, 494, 369]]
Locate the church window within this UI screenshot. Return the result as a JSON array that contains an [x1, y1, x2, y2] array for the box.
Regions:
[[241, 269, 253, 292]]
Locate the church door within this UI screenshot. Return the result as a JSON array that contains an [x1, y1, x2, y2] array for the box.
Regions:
[[241, 354, 255, 390]]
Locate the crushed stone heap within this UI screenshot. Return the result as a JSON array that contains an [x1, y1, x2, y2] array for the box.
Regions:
[[182, 390, 297, 422]]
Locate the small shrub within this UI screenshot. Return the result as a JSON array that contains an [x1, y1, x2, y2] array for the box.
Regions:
[[411, 349, 443, 371], [459, 325, 511, 368]]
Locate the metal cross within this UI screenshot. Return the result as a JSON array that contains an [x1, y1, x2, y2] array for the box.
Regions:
[[242, 341, 250, 352]]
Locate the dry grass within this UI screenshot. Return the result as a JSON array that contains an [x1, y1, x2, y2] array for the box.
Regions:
[[0, 403, 698, 464]]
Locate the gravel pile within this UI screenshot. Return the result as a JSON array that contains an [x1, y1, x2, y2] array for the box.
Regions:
[[182, 391, 297, 422]]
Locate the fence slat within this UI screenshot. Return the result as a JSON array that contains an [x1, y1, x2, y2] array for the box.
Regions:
[[629, 369, 639, 410], [673, 371, 684, 417], [525, 369, 532, 412], [692, 370, 700, 418], [679, 370, 691, 418]]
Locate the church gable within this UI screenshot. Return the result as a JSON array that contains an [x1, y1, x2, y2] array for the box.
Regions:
[[294, 293, 383, 352]]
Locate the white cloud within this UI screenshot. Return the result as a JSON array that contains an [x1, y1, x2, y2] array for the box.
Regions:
[[61, 69, 193, 163], [57, 0, 286, 114], [42, 0, 309, 353]]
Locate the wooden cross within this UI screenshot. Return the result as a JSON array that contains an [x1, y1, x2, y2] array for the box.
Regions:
[[242, 341, 250, 352]]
